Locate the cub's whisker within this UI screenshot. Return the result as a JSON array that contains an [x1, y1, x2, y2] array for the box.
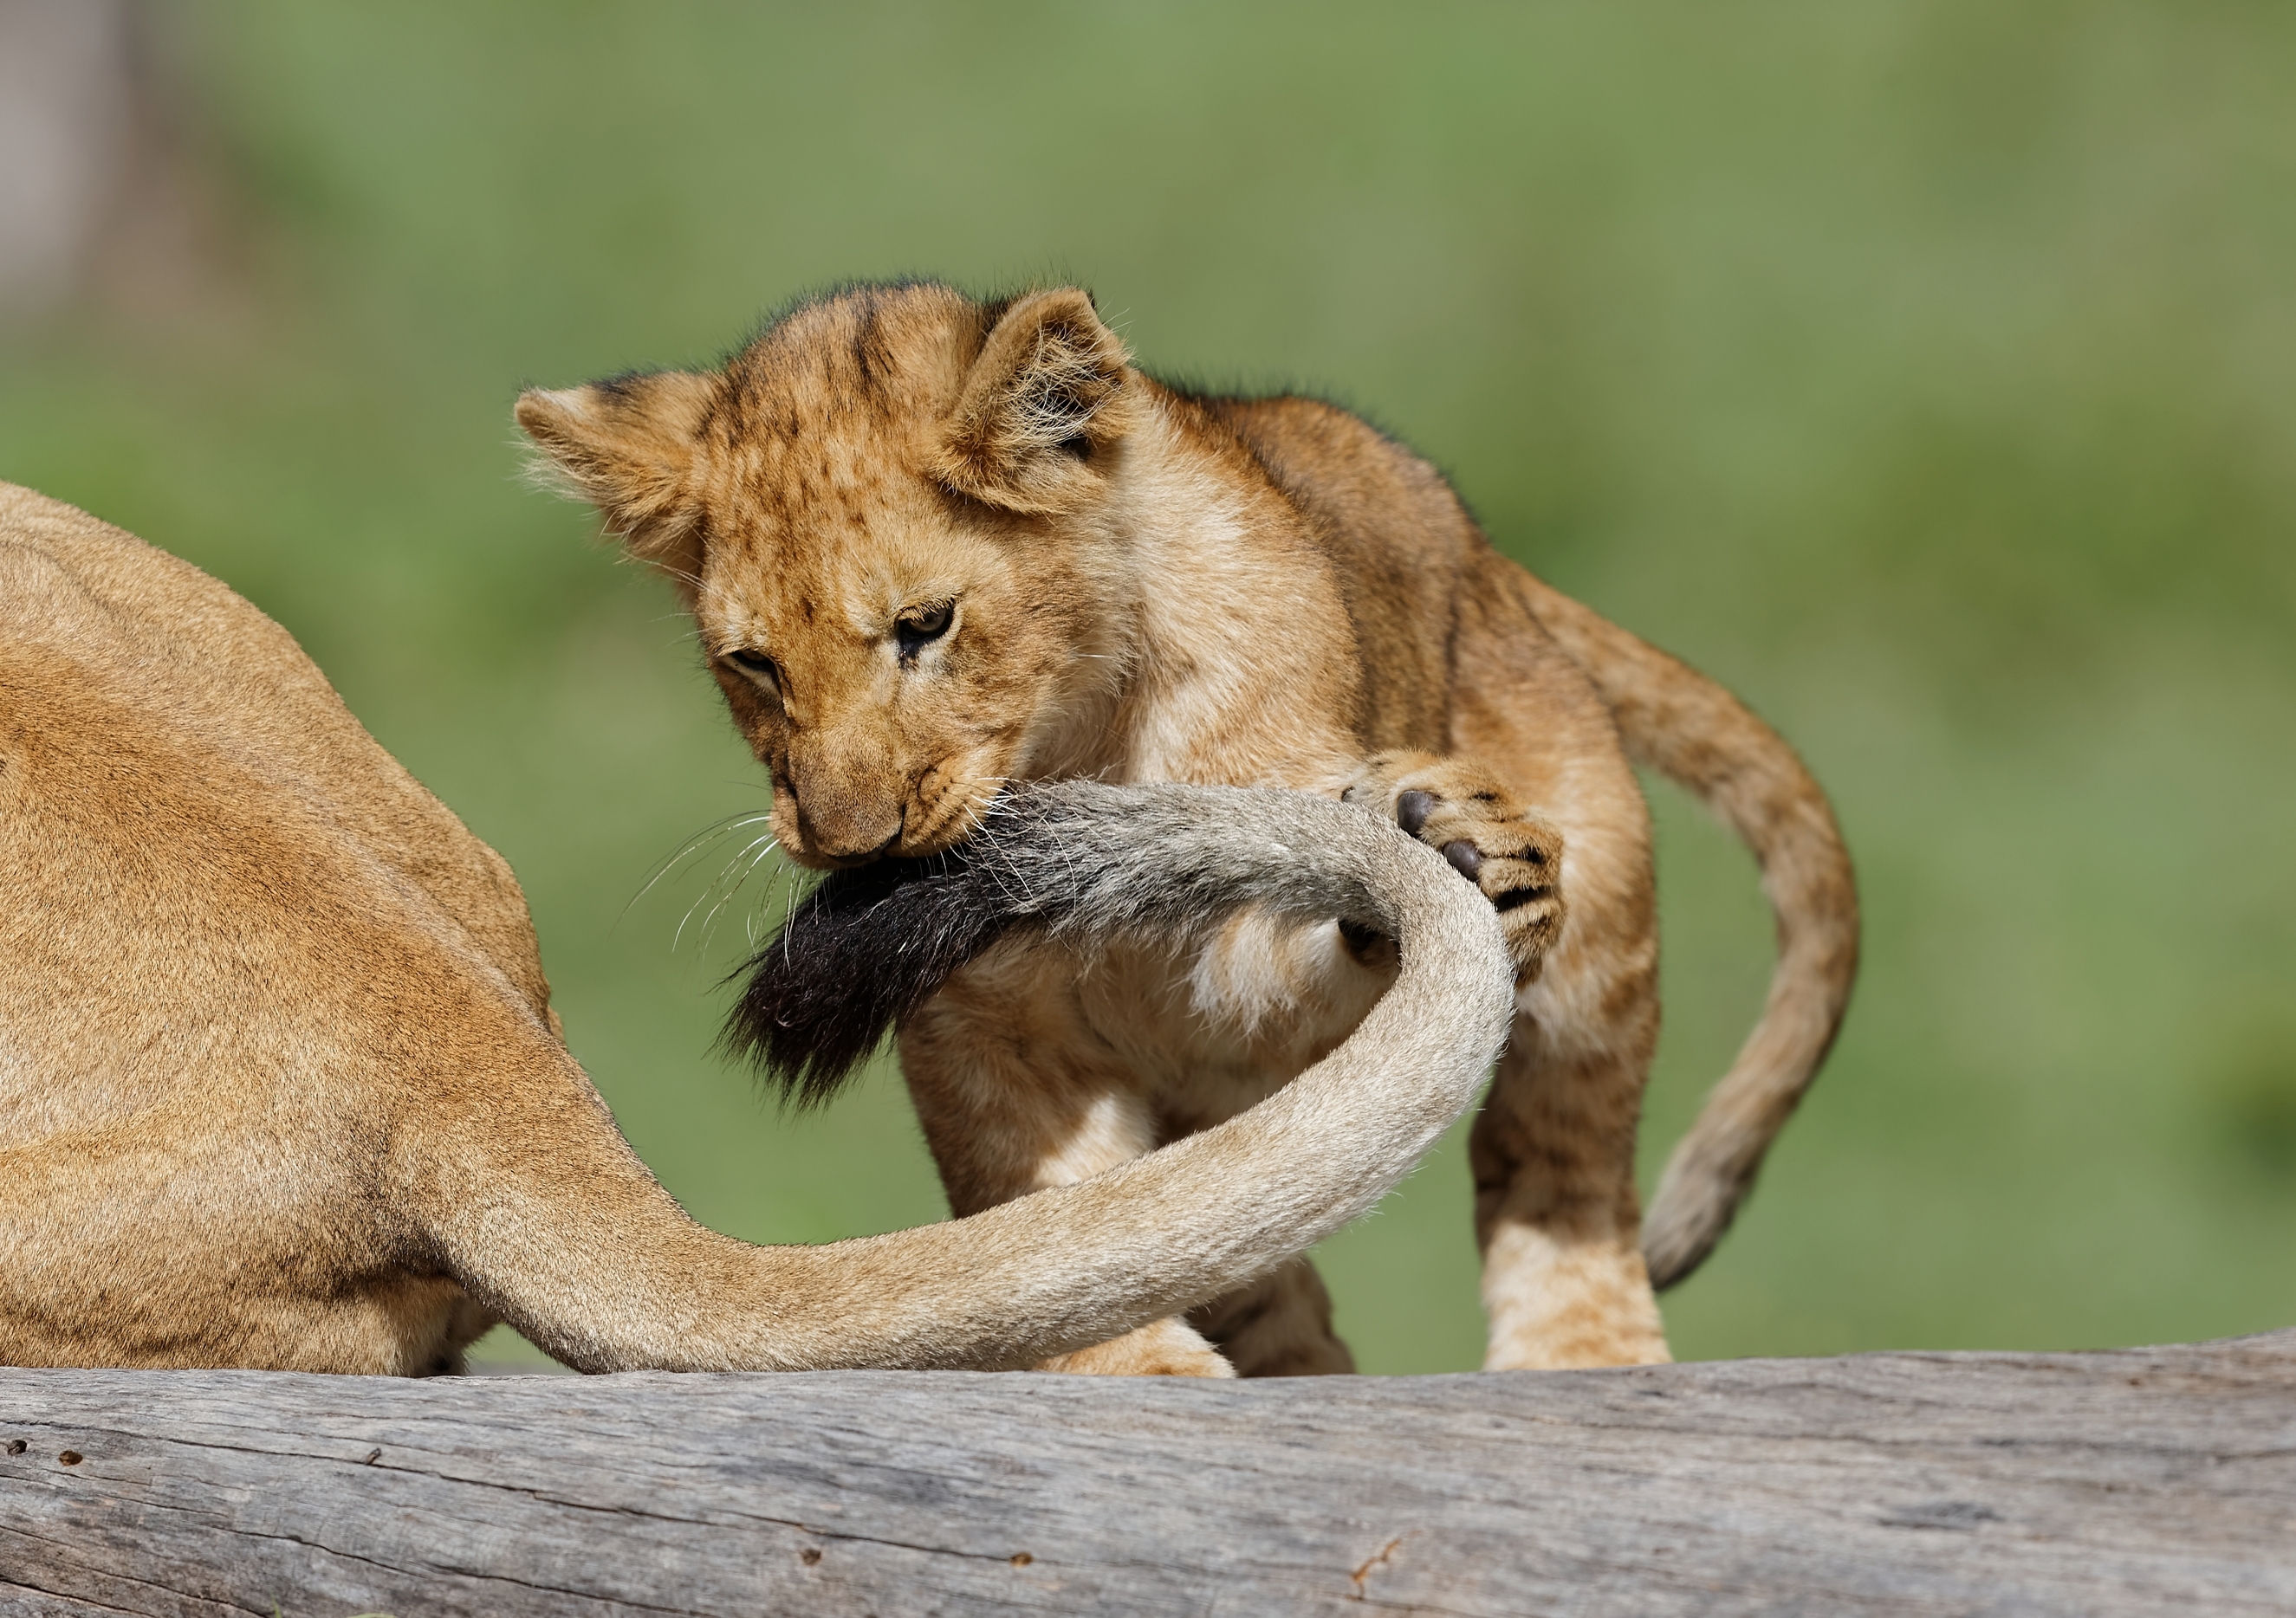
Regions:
[[685, 829, 782, 955], [622, 810, 776, 935]]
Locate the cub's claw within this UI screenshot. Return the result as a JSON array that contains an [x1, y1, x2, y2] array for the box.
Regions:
[[1346, 751, 1566, 979]]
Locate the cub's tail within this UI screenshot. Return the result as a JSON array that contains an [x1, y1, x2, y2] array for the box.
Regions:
[[1519, 576, 1860, 1291]]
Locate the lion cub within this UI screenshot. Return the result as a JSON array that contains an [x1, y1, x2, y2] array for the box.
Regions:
[[520, 282, 1858, 1375]]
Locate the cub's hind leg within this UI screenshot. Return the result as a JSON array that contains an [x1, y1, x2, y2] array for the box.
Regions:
[[1471, 1017, 1670, 1369], [1446, 592, 1671, 1370], [1469, 832, 1670, 1369], [1037, 1320, 1235, 1377], [1345, 739, 1664, 1367], [900, 942, 1235, 1379], [1187, 1256, 1355, 1377]]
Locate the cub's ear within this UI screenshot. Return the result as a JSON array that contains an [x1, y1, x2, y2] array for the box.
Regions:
[[934, 288, 1138, 515], [516, 370, 721, 581]]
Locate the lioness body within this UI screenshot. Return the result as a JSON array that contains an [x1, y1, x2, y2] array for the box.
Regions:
[[0, 485, 545, 1371], [520, 282, 1859, 1375], [0, 482, 1516, 1372]]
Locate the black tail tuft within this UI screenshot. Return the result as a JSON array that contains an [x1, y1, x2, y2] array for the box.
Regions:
[[721, 843, 1036, 1107]]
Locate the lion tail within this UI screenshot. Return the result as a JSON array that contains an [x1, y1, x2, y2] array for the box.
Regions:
[[721, 781, 1521, 1369], [1520, 575, 1860, 1291], [450, 783, 1516, 1374], [443, 784, 1514, 1374]]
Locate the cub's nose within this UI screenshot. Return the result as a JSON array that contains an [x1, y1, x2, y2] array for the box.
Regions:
[[782, 748, 905, 864], [808, 819, 905, 867]]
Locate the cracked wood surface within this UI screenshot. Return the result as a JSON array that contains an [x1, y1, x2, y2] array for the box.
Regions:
[[0, 1330, 2291, 1617]]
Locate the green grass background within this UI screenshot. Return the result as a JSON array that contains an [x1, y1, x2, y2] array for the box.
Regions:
[[4, 2, 2291, 1372]]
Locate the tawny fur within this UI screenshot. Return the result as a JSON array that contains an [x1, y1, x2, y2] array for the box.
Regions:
[[518, 282, 1859, 1375], [0, 482, 1516, 1374]]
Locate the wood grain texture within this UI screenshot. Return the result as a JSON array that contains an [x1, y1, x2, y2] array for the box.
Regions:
[[1, 1330, 2291, 1617]]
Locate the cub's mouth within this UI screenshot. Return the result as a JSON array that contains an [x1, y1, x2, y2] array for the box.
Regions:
[[818, 827, 905, 870], [776, 795, 966, 871], [893, 752, 1011, 861], [773, 747, 1010, 870]]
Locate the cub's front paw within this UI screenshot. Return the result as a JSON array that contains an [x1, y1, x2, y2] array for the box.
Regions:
[[1345, 750, 1566, 978], [1035, 1318, 1237, 1378]]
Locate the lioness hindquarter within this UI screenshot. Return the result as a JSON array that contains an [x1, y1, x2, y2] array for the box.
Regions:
[[518, 281, 1858, 1375]]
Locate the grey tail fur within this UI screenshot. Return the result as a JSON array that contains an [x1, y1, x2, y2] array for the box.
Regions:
[[726, 781, 1439, 1106]]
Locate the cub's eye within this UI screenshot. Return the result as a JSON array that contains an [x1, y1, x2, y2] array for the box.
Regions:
[[724, 646, 778, 684], [895, 601, 955, 661]]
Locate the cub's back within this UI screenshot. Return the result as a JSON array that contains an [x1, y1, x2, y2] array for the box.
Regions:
[[1189, 392, 1495, 751]]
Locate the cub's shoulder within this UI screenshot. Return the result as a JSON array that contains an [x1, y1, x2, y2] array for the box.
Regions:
[[1163, 390, 1480, 589], [1196, 391, 1404, 476], [1187, 392, 1470, 544]]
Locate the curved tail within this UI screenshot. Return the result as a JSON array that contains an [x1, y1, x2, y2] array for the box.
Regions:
[[1520, 577, 1860, 1291], [436, 784, 1517, 1372]]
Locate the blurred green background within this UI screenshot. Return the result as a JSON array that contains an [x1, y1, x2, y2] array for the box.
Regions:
[[3, 2, 2290, 1372]]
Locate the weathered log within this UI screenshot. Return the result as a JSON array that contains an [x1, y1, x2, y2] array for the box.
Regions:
[[2, 1330, 2291, 1616]]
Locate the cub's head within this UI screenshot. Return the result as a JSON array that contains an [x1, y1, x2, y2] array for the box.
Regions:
[[517, 284, 1143, 868]]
